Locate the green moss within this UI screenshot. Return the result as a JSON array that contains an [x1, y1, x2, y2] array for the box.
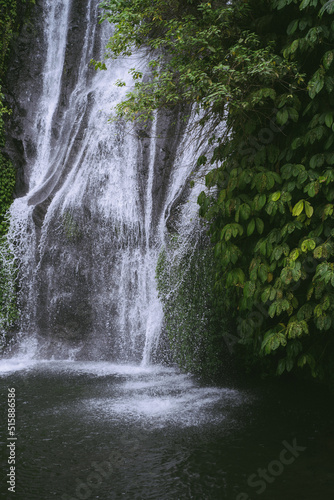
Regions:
[[156, 231, 229, 379], [62, 211, 83, 242], [0, 237, 19, 351], [0, 0, 17, 234], [0, 148, 16, 236], [0, 0, 36, 347]]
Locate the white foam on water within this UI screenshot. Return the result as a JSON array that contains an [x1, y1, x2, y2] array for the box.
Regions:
[[0, 359, 244, 428], [0, 358, 38, 374], [39, 361, 242, 427], [81, 382, 242, 428]]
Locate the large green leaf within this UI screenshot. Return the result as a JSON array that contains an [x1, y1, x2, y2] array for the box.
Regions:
[[292, 200, 304, 216]]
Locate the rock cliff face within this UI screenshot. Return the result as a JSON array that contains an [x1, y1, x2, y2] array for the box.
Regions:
[[4, 0, 44, 197], [3, 0, 199, 362]]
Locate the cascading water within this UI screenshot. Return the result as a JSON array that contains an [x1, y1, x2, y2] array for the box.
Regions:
[[1, 5, 331, 500], [3, 0, 204, 363]]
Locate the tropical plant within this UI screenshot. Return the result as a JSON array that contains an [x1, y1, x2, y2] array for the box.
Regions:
[[99, 0, 334, 383]]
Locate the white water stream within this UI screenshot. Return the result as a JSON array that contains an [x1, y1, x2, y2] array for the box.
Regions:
[[3, 0, 207, 364]]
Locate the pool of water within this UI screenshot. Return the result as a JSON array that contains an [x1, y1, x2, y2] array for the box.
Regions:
[[0, 358, 333, 499]]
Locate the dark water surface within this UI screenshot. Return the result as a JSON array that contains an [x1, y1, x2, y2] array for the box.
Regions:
[[0, 359, 333, 500]]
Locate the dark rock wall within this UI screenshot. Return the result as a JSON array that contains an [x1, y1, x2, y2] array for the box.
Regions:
[[4, 0, 45, 196]]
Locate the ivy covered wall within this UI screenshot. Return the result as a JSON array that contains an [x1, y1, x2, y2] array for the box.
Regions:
[[99, 0, 334, 385]]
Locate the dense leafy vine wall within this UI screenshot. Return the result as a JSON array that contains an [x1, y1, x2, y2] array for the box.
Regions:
[[198, 0, 334, 383], [100, 0, 334, 384]]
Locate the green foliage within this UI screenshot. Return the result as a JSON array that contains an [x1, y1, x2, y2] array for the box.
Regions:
[[197, 0, 334, 383], [97, 0, 301, 123], [101, 0, 334, 384], [0, 140, 16, 236], [0, 0, 35, 347], [319, 0, 334, 16], [0, 0, 17, 79], [0, 0, 20, 236], [0, 0, 36, 235]]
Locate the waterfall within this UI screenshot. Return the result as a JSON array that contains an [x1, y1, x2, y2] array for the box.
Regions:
[[28, 0, 71, 190], [3, 0, 205, 364]]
